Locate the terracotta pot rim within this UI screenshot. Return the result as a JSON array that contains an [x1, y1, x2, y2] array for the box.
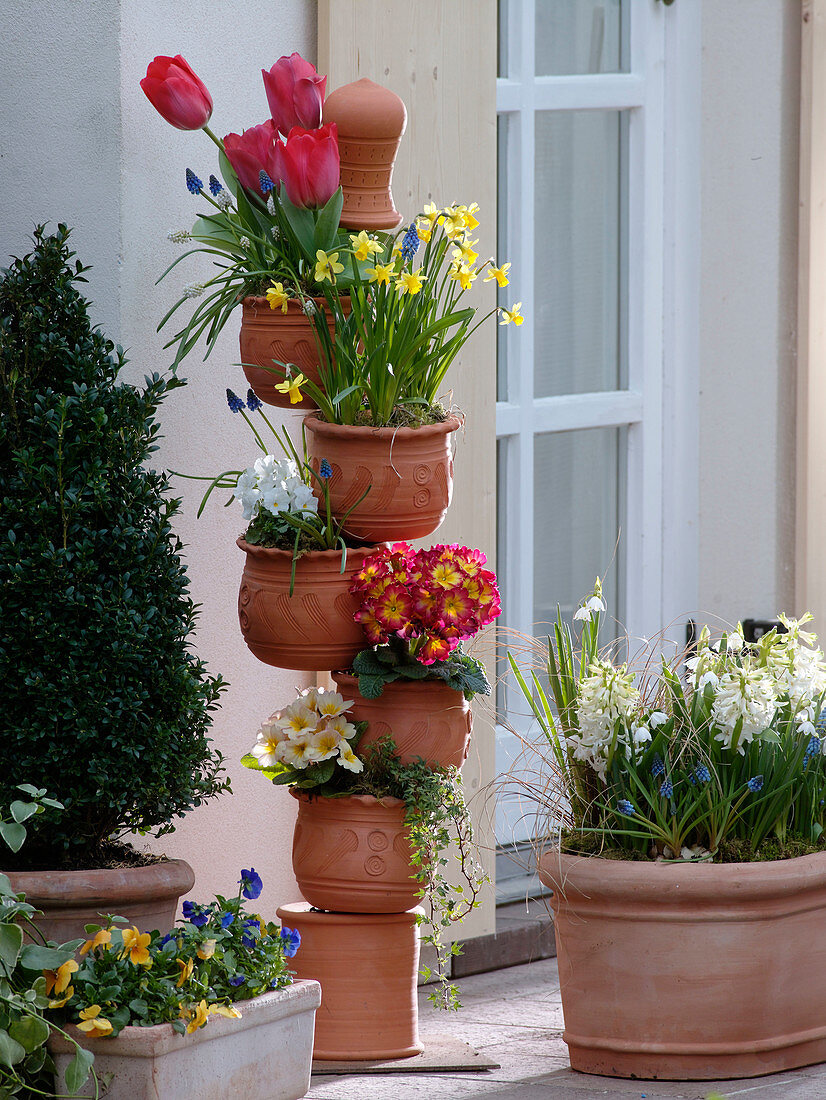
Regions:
[[333, 671, 461, 693], [5, 858, 195, 906], [539, 848, 826, 900], [236, 538, 378, 561], [289, 789, 406, 810], [278, 901, 424, 925], [241, 294, 331, 311], [303, 413, 463, 439]]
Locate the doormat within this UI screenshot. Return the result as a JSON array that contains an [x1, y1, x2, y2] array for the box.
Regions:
[[312, 1033, 500, 1075]]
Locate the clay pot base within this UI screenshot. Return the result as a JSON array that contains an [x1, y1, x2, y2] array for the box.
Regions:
[[277, 902, 424, 1061]]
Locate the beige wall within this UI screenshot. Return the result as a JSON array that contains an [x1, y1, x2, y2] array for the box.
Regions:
[[699, 0, 800, 626]]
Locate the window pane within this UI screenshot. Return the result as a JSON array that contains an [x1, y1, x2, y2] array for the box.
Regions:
[[533, 427, 624, 638], [498, 0, 509, 78], [536, 0, 626, 76], [534, 109, 626, 397]]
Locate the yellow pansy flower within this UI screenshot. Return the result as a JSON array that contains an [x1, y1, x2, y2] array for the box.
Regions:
[[209, 1003, 243, 1019], [499, 302, 524, 326], [176, 957, 194, 988], [44, 959, 79, 997], [349, 231, 383, 261], [197, 939, 217, 960], [449, 263, 476, 291], [274, 372, 306, 405], [48, 987, 75, 1009], [484, 261, 511, 288], [79, 929, 111, 956], [122, 927, 152, 967], [367, 261, 395, 286], [77, 1006, 114, 1038], [265, 281, 290, 313], [314, 249, 344, 283], [180, 999, 210, 1034], [395, 269, 426, 296]]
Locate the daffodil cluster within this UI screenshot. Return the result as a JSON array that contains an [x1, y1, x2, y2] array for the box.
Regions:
[[246, 686, 364, 784], [509, 582, 826, 861], [47, 871, 298, 1039]]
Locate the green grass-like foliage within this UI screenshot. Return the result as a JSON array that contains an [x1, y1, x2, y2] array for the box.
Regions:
[[0, 225, 229, 862]]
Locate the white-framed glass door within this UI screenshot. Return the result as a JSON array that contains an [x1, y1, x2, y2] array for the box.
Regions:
[[494, 0, 671, 894]]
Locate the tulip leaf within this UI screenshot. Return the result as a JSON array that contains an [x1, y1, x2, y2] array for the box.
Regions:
[[314, 188, 344, 253], [218, 148, 240, 199], [279, 192, 316, 262]]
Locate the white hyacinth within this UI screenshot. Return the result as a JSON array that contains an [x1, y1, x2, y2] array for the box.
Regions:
[[182, 282, 206, 299], [215, 190, 234, 211], [167, 228, 191, 243], [572, 658, 640, 779], [711, 666, 777, 753]]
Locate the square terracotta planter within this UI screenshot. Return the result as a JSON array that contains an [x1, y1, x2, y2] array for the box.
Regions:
[[50, 980, 321, 1100]]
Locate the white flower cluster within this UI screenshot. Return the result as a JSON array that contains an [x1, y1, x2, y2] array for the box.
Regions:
[[251, 688, 363, 772], [233, 455, 318, 522], [710, 666, 777, 753], [572, 658, 640, 779]]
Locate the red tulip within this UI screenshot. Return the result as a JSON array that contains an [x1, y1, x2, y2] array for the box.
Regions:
[[262, 53, 326, 137], [140, 55, 213, 131], [279, 124, 340, 209], [223, 120, 283, 195]]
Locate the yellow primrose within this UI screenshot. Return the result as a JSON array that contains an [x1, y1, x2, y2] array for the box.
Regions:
[[265, 281, 290, 313], [175, 957, 194, 988], [452, 238, 479, 266], [274, 372, 306, 405], [366, 261, 395, 286], [44, 958, 79, 997], [197, 939, 217, 960], [122, 926, 152, 967], [349, 231, 383, 261], [499, 302, 524, 326], [79, 929, 112, 956], [449, 263, 477, 291], [395, 269, 426, 296], [77, 1005, 114, 1038], [484, 261, 511, 288], [314, 249, 344, 283], [209, 1003, 243, 1019]]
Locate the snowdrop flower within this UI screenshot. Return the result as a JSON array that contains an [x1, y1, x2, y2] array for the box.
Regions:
[[649, 711, 668, 728]]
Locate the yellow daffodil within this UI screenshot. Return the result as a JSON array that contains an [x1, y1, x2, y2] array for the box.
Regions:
[[349, 231, 383, 261], [395, 269, 426, 296], [499, 302, 524, 326], [457, 202, 480, 230], [122, 926, 152, 967], [44, 959, 78, 997], [175, 957, 194, 988], [366, 261, 395, 286], [79, 929, 111, 956], [484, 261, 511, 288], [452, 238, 479, 266], [209, 1003, 243, 1019], [415, 217, 432, 243], [265, 281, 290, 313], [441, 211, 466, 239], [449, 263, 476, 291], [314, 249, 344, 283], [77, 1005, 114, 1038], [197, 939, 217, 960], [273, 372, 306, 405], [422, 202, 442, 227]]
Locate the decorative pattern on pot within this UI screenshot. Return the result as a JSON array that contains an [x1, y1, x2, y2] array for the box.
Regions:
[[304, 414, 460, 541], [277, 902, 424, 1061], [239, 296, 332, 409], [333, 673, 472, 770], [539, 850, 826, 1081], [236, 541, 375, 671], [322, 78, 406, 231], [291, 791, 418, 913]]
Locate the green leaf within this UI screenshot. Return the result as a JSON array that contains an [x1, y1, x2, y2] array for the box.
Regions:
[[357, 674, 389, 699], [10, 800, 39, 824], [0, 1028, 26, 1067], [280, 192, 316, 261], [9, 1013, 49, 1052], [0, 923, 23, 970], [314, 188, 344, 253], [0, 821, 26, 853], [19, 941, 83, 971], [63, 1045, 95, 1095]]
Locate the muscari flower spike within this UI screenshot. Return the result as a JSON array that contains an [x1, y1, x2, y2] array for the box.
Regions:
[[259, 170, 275, 195], [689, 763, 712, 786], [659, 778, 674, 798], [319, 458, 333, 479], [186, 168, 203, 194], [651, 754, 665, 778], [226, 388, 245, 413], [747, 775, 764, 793], [246, 388, 263, 412], [400, 222, 420, 263], [617, 799, 635, 816], [209, 174, 223, 196]]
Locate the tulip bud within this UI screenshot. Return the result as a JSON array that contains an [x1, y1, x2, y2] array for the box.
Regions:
[[223, 120, 283, 195], [140, 55, 213, 131], [280, 124, 340, 210], [262, 53, 326, 137]]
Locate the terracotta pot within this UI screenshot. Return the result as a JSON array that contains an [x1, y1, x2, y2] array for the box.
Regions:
[[277, 902, 424, 1061], [292, 791, 419, 913], [304, 414, 460, 541], [237, 540, 374, 671], [322, 77, 406, 231], [539, 850, 826, 1080], [239, 295, 333, 409], [333, 673, 472, 770], [4, 859, 194, 944], [50, 980, 321, 1100]]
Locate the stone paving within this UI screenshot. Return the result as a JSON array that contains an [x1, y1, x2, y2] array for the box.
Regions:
[[306, 957, 826, 1100]]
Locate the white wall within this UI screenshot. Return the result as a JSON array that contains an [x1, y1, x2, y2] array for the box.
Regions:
[[1, 0, 316, 919], [699, 0, 800, 626]]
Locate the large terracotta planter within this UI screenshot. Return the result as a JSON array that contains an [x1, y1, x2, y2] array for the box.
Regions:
[[237, 540, 374, 671], [292, 791, 419, 914], [239, 295, 333, 409], [539, 849, 826, 1080], [277, 902, 423, 1061], [50, 980, 321, 1100], [322, 77, 406, 231], [304, 414, 460, 541], [4, 859, 194, 944], [333, 673, 472, 770]]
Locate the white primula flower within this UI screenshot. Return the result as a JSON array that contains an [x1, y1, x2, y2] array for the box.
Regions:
[[338, 742, 364, 773], [276, 702, 320, 739], [307, 724, 344, 761], [711, 666, 777, 753], [315, 691, 353, 720], [279, 738, 320, 769], [572, 659, 639, 778], [251, 720, 289, 768]]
